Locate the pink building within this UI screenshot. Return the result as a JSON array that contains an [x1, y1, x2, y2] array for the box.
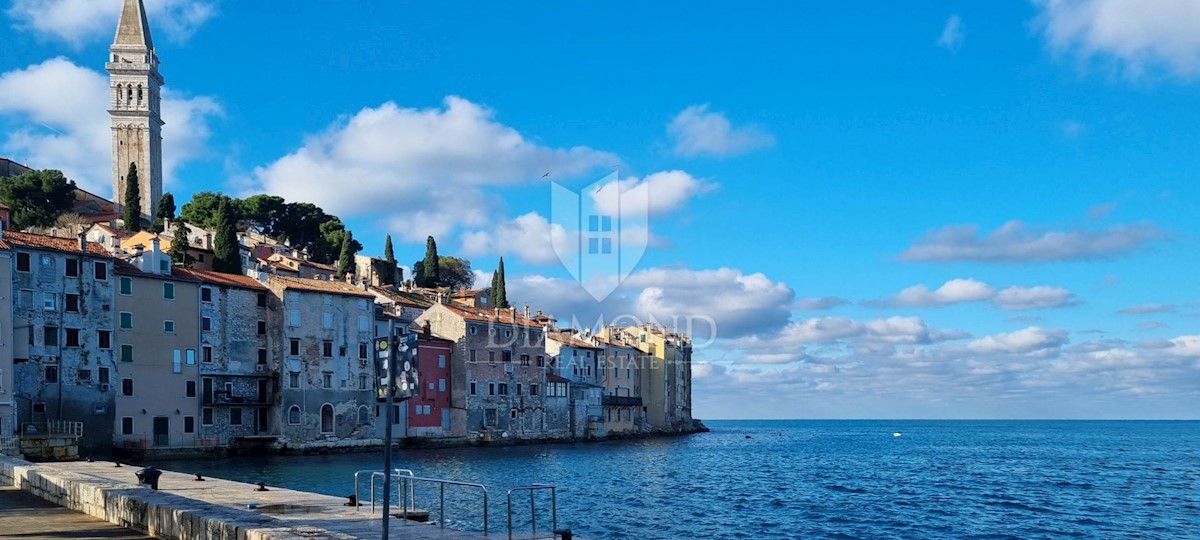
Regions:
[[407, 332, 454, 437]]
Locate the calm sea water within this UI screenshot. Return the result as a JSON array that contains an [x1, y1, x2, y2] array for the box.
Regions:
[[154, 420, 1200, 539]]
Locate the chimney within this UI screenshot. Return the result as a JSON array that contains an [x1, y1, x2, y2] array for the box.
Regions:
[[523, 305, 530, 319], [150, 235, 160, 255], [205, 233, 213, 250], [493, 307, 500, 320], [78, 232, 87, 253]]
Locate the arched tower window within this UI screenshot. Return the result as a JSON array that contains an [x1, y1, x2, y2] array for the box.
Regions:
[[320, 404, 334, 433], [137, 85, 143, 105], [126, 85, 133, 102], [288, 405, 301, 425]]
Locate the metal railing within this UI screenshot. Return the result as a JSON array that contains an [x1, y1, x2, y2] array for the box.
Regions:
[[506, 484, 557, 540], [353, 469, 415, 514], [21, 421, 83, 439], [396, 475, 491, 535], [0, 435, 19, 456]]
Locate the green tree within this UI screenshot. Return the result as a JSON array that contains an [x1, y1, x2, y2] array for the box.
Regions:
[[150, 192, 176, 233], [241, 194, 287, 236], [415, 236, 440, 287], [167, 217, 194, 267], [491, 257, 509, 308], [0, 169, 76, 229], [438, 256, 473, 290], [122, 163, 141, 231], [380, 234, 398, 285], [211, 199, 241, 274], [180, 191, 239, 229], [335, 231, 357, 280]]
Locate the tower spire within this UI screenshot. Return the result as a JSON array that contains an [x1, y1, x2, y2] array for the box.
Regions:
[[107, 0, 164, 223]]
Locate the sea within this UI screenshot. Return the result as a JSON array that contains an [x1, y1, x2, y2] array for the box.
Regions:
[[154, 420, 1200, 539]]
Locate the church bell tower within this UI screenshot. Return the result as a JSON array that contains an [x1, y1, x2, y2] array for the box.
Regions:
[[107, 0, 163, 221]]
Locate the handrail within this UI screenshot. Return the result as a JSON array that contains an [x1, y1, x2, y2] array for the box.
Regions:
[[352, 469, 414, 513], [21, 421, 83, 439], [506, 484, 557, 540], [396, 475, 490, 536]]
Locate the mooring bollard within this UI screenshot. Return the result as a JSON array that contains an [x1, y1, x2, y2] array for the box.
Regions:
[[135, 467, 162, 490]]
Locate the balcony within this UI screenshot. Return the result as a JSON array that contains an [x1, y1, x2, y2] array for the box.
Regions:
[[602, 395, 642, 407]]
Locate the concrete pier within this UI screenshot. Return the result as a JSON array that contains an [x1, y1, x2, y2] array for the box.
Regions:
[[0, 456, 561, 540]]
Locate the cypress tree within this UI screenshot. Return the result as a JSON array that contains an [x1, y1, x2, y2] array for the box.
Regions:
[[419, 236, 440, 288], [382, 234, 397, 285], [335, 231, 355, 280], [151, 192, 176, 233], [212, 199, 240, 274], [493, 257, 509, 308], [122, 163, 142, 231], [168, 217, 193, 267]]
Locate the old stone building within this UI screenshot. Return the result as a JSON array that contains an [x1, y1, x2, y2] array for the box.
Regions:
[[4, 231, 117, 453], [112, 240, 201, 450], [107, 0, 164, 220], [594, 333, 644, 434], [601, 325, 694, 432], [0, 241, 13, 443], [267, 276, 377, 448], [416, 304, 564, 441], [546, 330, 606, 438], [178, 268, 276, 448]]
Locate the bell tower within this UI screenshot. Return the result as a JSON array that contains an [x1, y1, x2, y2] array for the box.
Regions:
[[107, 0, 163, 221]]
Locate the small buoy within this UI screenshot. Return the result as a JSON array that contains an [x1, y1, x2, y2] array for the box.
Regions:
[[893, 432, 903, 438], [745, 435, 752, 439], [246, 503, 258, 510], [255, 482, 269, 492]]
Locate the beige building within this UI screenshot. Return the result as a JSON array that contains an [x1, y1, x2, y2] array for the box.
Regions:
[[600, 324, 694, 432], [112, 239, 201, 449], [594, 334, 644, 434], [0, 239, 13, 443]]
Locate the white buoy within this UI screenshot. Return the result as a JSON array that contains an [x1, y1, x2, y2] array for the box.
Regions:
[[893, 432, 902, 437]]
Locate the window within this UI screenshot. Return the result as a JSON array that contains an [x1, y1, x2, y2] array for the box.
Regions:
[[184, 417, 195, 433], [322, 312, 333, 329], [488, 382, 496, 396], [516, 383, 522, 395], [289, 372, 300, 388], [485, 408, 497, 427], [469, 325, 477, 335], [202, 317, 211, 331], [257, 348, 267, 364], [289, 339, 300, 356], [16, 253, 30, 272], [438, 354, 447, 368], [257, 321, 266, 335], [257, 293, 268, 307], [288, 405, 301, 425], [202, 408, 213, 425], [287, 310, 300, 326], [320, 404, 334, 433], [439, 379, 447, 392], [359, 343, 368, 359], [498, 383, 508, 395], [17, 290, 32, 309], [469, 350, 477, 362], [42, 292, 56, 311], [172, 350, 182, 373], [99, 367, 110, 385], [163, 282, 175, 299], [44, 366, 59, 383], [119, 276, 132, 295], [511, 409, 517, 419], [359, 374, 368, 389], [197, 254, 205, 263], [470, 382, 477, 395], [65, 328, 80, 347], [159, 260, 170, 273], [98, 330, 111, 349], [358, 406, 369, 425], [164, 320, 175, 333], [121, 417, 133, 435], [43, 326, 58, 346], [520, 354, 530, 366], [65, 294, 79, 312], [203, 346, 213, 362], [186, 381, 196, 398], [121, 378, 134, 396], [65, 259, 79, 277], [530, 384, 539, 396], [119, 312, 133, 329], [322, 373, 332, 388], [489, 351, 495, 364], [230, 408, 242, 425], [120, 344, 133, 362], [200, 287, 212, 302], [322, 340, 333, 358], [358, 315, 369, 332], [537, 355, 545, 367], [39, 255, 54, 269]]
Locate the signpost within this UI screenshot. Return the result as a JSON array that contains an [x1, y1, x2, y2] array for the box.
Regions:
[[377, 319, 419, 539]]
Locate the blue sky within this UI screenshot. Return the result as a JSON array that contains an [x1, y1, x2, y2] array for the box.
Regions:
[[1, 0, 1198, 419]]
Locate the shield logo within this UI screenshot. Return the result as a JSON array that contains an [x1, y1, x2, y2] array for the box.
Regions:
[[551, 171, 649, 301]]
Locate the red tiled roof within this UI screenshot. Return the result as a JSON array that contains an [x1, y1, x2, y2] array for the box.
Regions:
[[1, 230, 112, 257], [547, 374, 571, 383], [176, 268, 267, 291], [269, 275, 374, 297], [0, 239, 11, 250], [112, 259, 202, 282], [548, 330, 602, 349], [437, 303, 545, 328], [370, 287, 434, 308]]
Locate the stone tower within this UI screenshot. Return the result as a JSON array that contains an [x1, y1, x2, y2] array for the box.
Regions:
[[107, 0, 163, 221]]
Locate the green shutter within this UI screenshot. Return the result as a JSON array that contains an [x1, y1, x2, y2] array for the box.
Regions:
[[121, 345, 133, 362]]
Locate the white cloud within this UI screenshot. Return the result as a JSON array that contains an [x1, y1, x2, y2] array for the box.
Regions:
[[667, 104, 774, 158], [900, 220, 1165, 262], [0, 57, 220, 196], [460, 212, 567, 265], [590, 170, 714, 216], [1118, 303, 1176, 315], [1033, 0, 1200, 78], [795, 297, 850, 310], [869, 279, 1076, 311], [7, 0, 216, 47], [938, 15, 965, 51], [967, 326, 1069, 355], [248, 97, 616, 242]]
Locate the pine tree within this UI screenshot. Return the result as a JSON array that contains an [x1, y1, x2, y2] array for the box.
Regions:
[[335, 231, 355, 280], [151, 193, 176, 233], [382, 234, 397, 285], [493, 257, 509, 308], [418, 236, 440, 288], [122, 163, 142, 232], [167, 217, 194, 267], [211, 199, 240, 274]]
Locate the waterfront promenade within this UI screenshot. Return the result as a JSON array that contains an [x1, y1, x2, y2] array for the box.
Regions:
[[0, 485, 152, 539], [0, 456, 559, 540]]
